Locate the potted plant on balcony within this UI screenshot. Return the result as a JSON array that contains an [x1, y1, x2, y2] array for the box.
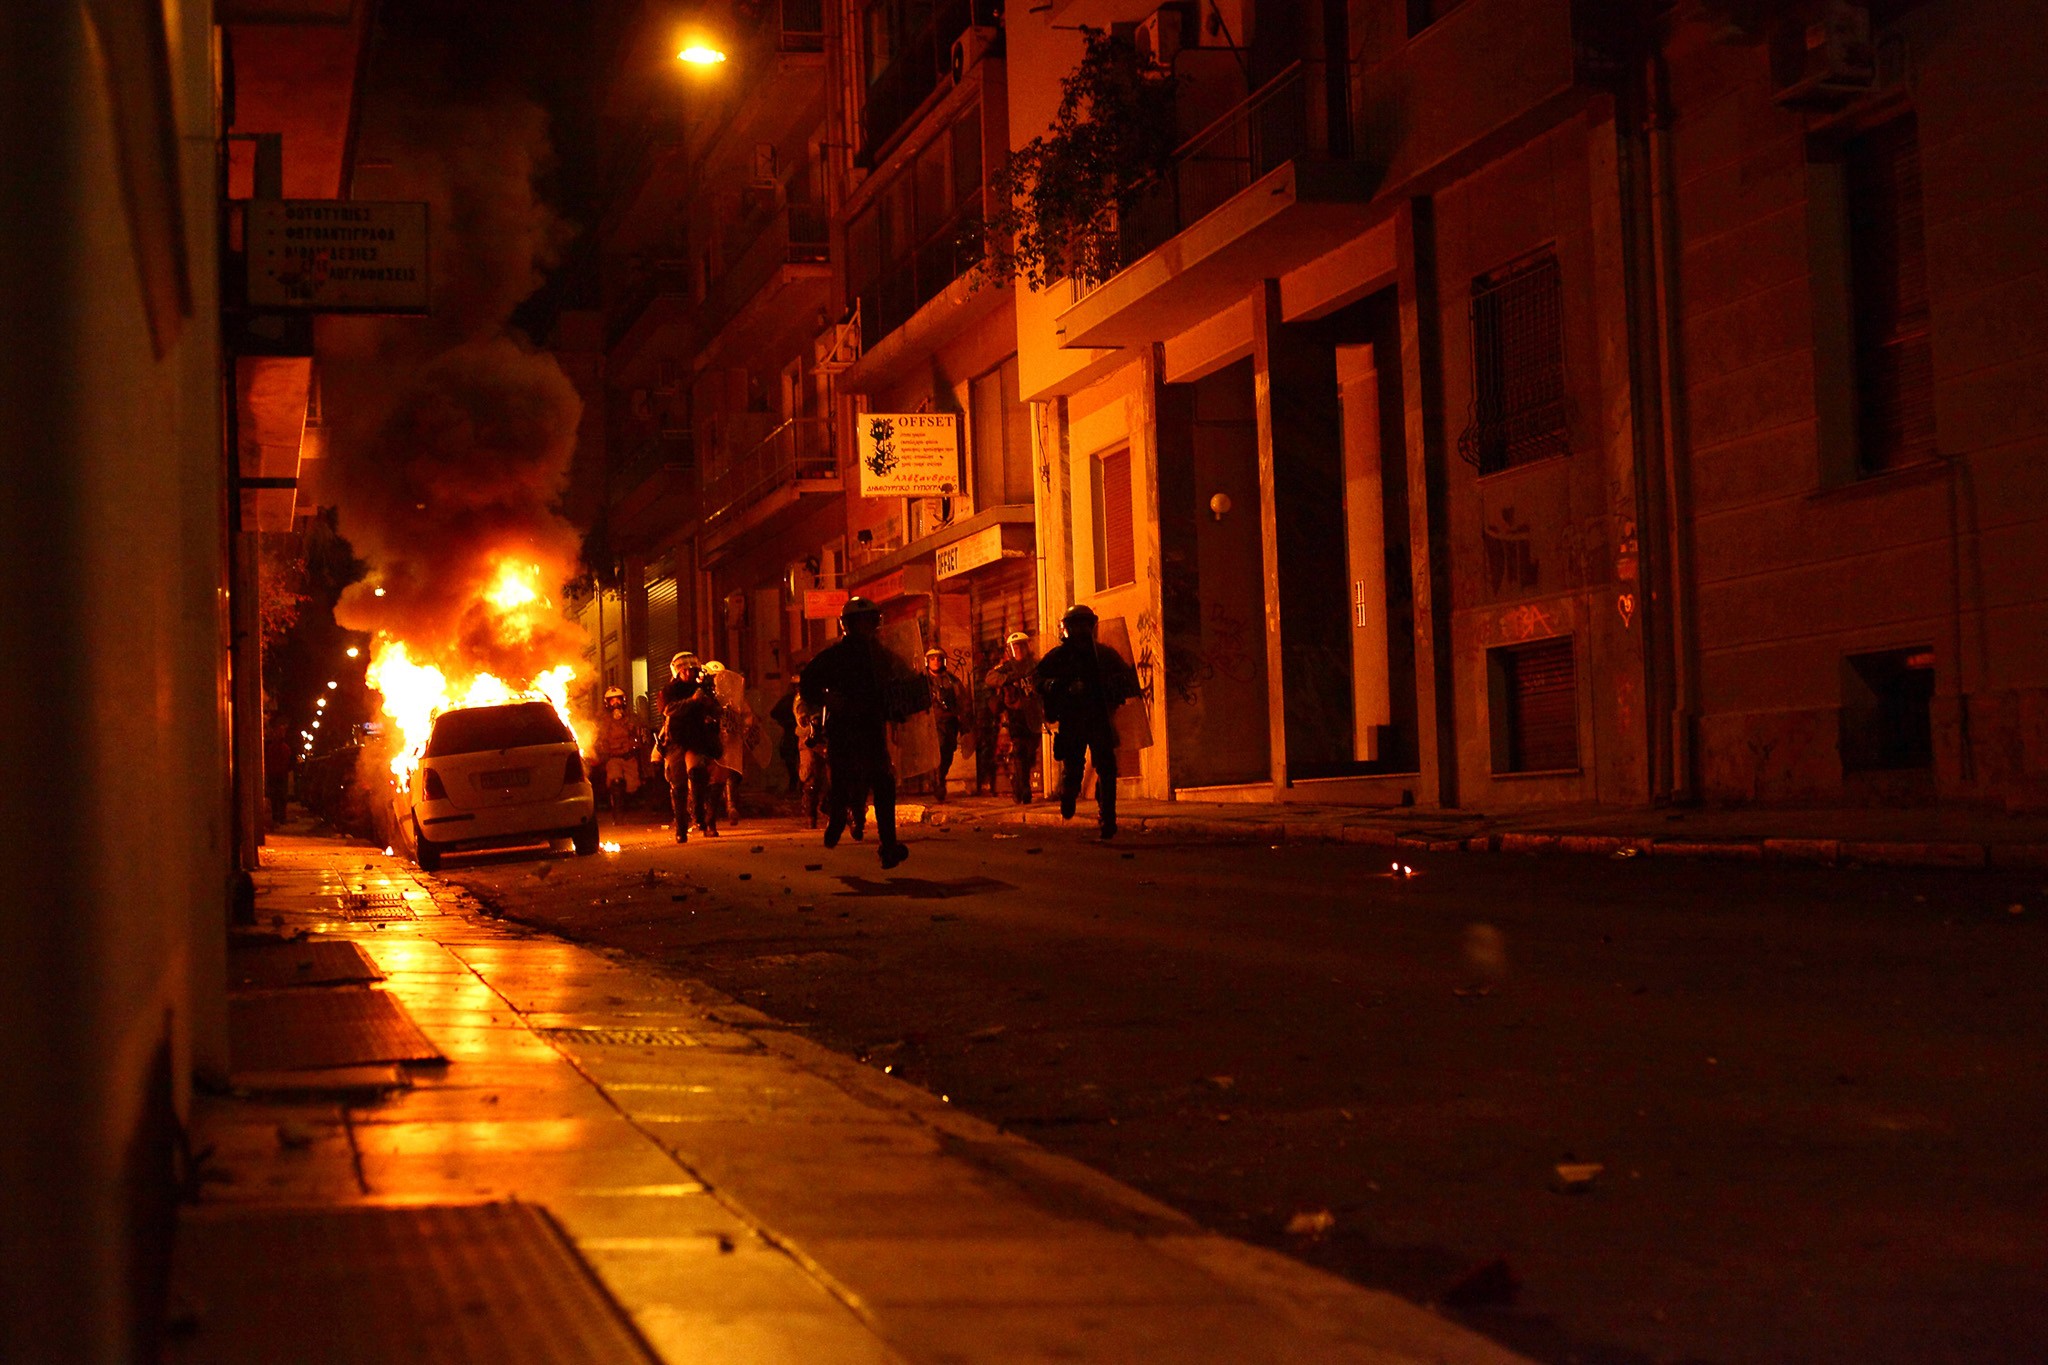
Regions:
[[977, 26, 1178, 290]]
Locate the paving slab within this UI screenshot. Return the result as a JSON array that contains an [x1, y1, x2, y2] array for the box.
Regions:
[[178, 834, 1529, 1363]]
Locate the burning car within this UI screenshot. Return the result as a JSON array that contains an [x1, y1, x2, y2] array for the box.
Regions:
[[402, 700, 598, 870]]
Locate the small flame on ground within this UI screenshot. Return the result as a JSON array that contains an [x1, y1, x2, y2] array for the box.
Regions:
[[600, 840, 622, 854]]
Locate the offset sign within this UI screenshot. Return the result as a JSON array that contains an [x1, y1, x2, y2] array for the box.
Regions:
[[936, 524, 1009, 581], [856, 413, 960, 498], [246, 200, 430, 312]]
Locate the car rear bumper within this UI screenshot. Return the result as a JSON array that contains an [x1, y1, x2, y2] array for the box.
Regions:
[[415, 789, 594, 849]]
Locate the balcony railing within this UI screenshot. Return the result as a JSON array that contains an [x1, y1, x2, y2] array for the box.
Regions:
[[701, 416, 837, 531], [853, 191, 985, 350], [765, 0, 825, 53], [858, 0, 1000, 164], [1116, 61, 1329, 268], [611, 429, 694, 500]]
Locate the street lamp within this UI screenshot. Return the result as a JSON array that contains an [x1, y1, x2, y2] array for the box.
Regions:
[[326, 680, 338, 690], [346, 646, 360, 659], [677, 41, 726, 64], [316, 697, 327, 709]]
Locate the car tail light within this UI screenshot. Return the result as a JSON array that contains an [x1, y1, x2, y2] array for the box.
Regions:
[[422, 768, 449, 801], [564, 754, 586, 786]]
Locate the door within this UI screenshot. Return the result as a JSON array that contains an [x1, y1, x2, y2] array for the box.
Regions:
[[1336, 344, 1390, 762]]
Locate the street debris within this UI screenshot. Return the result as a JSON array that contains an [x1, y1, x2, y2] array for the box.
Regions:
[[275, 1121, 315, 1151], [2008, 903, 2025, 915], [993, 833, 1018, 839], [533, 863, 554, 879], [930, 912, 960, 923], [738, 873, 752, 881], [642, 869, 663, 886], [968, 1025, 1007, 1042], [1025, 847, 1043, 855], [1285, 1208, 1336, 1238], [1611, 846, 1640, 859], [805, 863, 823, 871], [751, 845, 765, 853], [797, 904, 816, 913], [1443, 1257, 1520, 1308], [1207, 1075, 1235, 1091], [1453, 984, 1495, 999], [1461, 923, 1509, 982], [1553, 1161, 1604, 1193]]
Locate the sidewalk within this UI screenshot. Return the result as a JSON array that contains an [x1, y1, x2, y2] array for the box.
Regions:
[[172, 835, 1527, 1364], [902, 794, 2048, 871]]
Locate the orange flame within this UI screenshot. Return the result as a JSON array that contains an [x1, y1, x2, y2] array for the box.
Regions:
[[364, 557, 591, 781]]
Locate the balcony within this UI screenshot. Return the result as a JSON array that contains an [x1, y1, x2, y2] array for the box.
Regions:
[[1054, 61, 1378, 351], [858, 0, 1000, 165], [701, 416, 839, 555], [611, 202, 829, 377], [609, 430, 698, 547], [691, 201, 831, 372]]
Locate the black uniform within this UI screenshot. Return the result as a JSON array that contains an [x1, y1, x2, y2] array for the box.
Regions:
[[659, 684, 722, 838], [799, 633, 926, 855], [1034, 638, 1139, 835], [927, 666, 968, 802]]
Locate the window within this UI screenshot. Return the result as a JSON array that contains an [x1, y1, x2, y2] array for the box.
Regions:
[[1462, 252, 1569, 475], [1845, 115, 1935, 474], [845, 101, 987, 345], [969, 355, 1034, 509], [1488, 636, 1578, 773], [1092, 446, 1135, 591], [1840, 647, 1934, 772], [1407, 0, 1468, 36]]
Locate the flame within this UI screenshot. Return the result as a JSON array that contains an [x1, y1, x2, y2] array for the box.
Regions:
[[364, 557, 591, 780]]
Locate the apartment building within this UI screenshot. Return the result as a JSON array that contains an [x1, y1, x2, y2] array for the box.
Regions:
[[820, 0, 1042, 796], [596, 0, 838, 735], [999, 0, 2048, 812]]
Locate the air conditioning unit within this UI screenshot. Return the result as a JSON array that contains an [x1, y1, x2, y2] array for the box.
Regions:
[[950, 26, 998, 85], [1135, 6, 1186, 69], [1770, 0, 1876, 108]]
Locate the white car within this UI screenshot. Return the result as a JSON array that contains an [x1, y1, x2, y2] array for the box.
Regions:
[[405, 701, 597, 871]]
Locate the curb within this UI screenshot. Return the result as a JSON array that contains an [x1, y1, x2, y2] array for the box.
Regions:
[[908, 802, 2038, 872]]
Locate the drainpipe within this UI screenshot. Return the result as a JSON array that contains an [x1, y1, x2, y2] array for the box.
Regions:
[[1623, 52, 1696, 803]]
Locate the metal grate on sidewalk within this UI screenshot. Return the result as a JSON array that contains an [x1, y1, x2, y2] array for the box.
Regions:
[[534, 1026, 707, 1048], [169, 1203, 660, 1364], [335, 892, 417, 920]]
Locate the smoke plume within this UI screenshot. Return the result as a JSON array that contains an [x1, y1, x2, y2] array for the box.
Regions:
[[316, 63, 586, 687]]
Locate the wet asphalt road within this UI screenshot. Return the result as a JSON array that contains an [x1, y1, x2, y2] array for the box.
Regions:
[[438, 810, 2047, 1365]]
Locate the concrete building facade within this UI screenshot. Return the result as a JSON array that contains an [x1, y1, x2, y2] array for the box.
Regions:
[[997, 0, 2047, 814]]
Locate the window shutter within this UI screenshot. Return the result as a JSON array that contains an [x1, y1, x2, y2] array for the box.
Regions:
[[1461, 252, 1569, 474], [1099, 447, 1135, 590], [1847, 115, 1935, 473], [644, 574, 680, 681], [1499, 636, 1577, 772]]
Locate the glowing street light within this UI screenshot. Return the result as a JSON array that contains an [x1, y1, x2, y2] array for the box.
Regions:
[[316, 697, 327, 709], [677, 41, 726, 65], [326, 680, 338, 690], [346, 646, 360, 659], [373, 587, 386, 597], [312, 720, 321, 729]]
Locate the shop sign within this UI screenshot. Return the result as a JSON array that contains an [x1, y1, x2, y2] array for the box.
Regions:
[[856, 413, 960, 497], [936, 524, 1013, 581], [246, 200, 430, 312], [852, 564, 933, 604], [802, 588, 849, 620]]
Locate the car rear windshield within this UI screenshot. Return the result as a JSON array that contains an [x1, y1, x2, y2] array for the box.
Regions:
[[425, 702, 572, 757]]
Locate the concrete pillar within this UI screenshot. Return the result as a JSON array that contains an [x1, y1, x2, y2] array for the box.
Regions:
[[1251, 280, 1290, 793], [1395, 199, 1457, 807]]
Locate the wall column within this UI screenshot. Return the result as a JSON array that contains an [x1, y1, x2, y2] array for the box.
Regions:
[[1251, 280, 1290, 794]]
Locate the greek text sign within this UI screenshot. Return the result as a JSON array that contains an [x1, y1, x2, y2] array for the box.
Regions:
[[247, 201, 430, 312], [802, 589, 849, 620], [856, 413, 960, 498]]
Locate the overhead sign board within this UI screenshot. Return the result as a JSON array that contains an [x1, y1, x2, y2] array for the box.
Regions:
[[936, 523, 1023, 581], [246, 200, 430, 312], [856, 413, 960, 498], [802, 588, 849, 620]]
